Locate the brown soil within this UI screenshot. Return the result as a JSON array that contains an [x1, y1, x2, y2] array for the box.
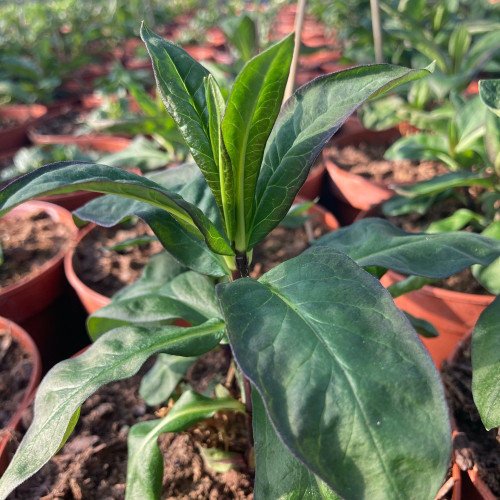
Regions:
[[441, 336, 500, 497], [0, 118, 19, 130], [73, 221, 164, 298], [34, 110, 85, 136], [8, 349, 253, 500], [250, 214, 332, 278], [0, 211, 73, 287], [323, 142, 449, 185], [0, 329, 32, 428]]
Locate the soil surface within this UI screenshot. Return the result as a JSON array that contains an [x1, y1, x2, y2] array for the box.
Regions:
[[0, 211, 73, 287], [323, 142, 449, 184], [8, 349, 253, 500], [34, 110, 86, 136], [0, 118, 19, 130], [441, 336, 500, 497], [73, 221, 164, 298], [0, 329, 32, 428]]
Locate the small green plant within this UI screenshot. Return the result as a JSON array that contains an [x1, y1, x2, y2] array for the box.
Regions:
[[0, 26, 499, 500]]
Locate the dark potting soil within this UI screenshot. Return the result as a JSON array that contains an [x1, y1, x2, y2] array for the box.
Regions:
[[0, 118, 20, 130], [0, 329, 32, 428], [34, 110, 86, 136], [73, 221, 164, 298], [0, 211, 73, 288], [8, 349, 253, 500], [250, 213, 332, 278], [441, 336, 500, 497], [323, 142, 449, 185]]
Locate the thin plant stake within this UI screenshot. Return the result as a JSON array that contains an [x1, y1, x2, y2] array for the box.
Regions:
[[370, 0, 383, 63]]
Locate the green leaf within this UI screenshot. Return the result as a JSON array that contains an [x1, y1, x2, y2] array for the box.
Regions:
[[139, 354, 197, 406], [103, 234, 158, 251], [140, 24, 224, 216], [384, 133, 450, 162], [217, 247, 451, 499], [480, 79, 500, 117], [88, 270, 221, 339], [205, 75, 235, 241], [221, 13, 258, 62], [314, 218, 500, 278], [425, 208, 484, 233], [387, 275, 438, 298], [382, 191, 450, 217], [253, 391, 341, 499], [391, 171, 494, 198], [448, 24, 471, 73], [472, 295, 500, 430], [126, 391, 245, 500], [0, 319, 225, 500], [74, 168, 228, 276], [472, 221, 500, 294], [0, 162, 234, 256], [404, 312, 439, 338], [222, 34, 294, 251], [249, 63, 433, 248]]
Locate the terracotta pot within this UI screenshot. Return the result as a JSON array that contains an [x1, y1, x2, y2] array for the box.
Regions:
[[381, 270, 494, 369], [0, 104, 48, 154], [446, 337, 498, 500], [297, 162, 325, 200], [297, 197, 340, 233], [0, 201, 78, 324], [0, 316, 42, 475]]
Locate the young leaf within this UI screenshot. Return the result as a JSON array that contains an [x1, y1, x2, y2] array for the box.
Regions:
[[471, 221, 500, 294], [126, 391, 245, 500], [425, 208, 484, 233], [0, 161, 234, 257], [252, 391, 341, 499], [205, 75, 235, 241], [248, 63, 433, 248], [404, 312, 439, 338], [315, 218, 500, 278], [221, 34, 294, 250], [0, 319, 225, 500], [217, 247, 450, 499], [472, 295, 500, 430], [139, 354, 197, 406]]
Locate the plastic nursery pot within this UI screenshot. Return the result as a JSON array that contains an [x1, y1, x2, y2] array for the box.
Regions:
[[295, 196, 340, 233], [297, 161, 326, 200], [445, 337, 498, 500], [0, 104, 48, 154], [0, 316, 42, 475], [380, 270, 495, 369], [323, 115, 401, 213], [0, 200, 78, 324]]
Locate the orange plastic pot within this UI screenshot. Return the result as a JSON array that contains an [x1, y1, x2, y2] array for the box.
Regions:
[[0, 104, 47, 154], [297, 162, 325, 200], [0, 316, 42, 475], [0, 201, 78, 324], [381, 270, 494, 369]]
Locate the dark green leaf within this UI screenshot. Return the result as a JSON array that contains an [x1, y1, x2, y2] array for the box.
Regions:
[[382, 191, 450, 216], [472, 221, 500, 294], [253, 391, 341, 499], [387, 275, 438, 298], [221, 13, 258, 62], [472, 296, 500, 430], [314, 218, 500, 278], [480, 79, 500, 117], [126, 391, 245, 500], [249, 64, 432, 248], [404, 312, 439, 338], [217, 247, 451, 499], [0, 319, 225, 499], [103, 234, 158, 251], [0, 162, 234, 256], [139, 354, 197, 406], [140, 24, 224, 215], [222, 34, 294, 250]]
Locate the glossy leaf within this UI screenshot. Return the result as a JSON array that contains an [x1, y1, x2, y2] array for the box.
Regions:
[[140, 24, 225, 215], [472, 296, 500, 430], [0, 319, 225, 500], [0, 162, 234, 256], [88, 270, 220, 339], [253, 391, 341, 499], [248, 63, 433, 248], [205, 75, 234, 240], [480, 79, 500, 117], [126, 391, 245, 500], [391, 171, 494, 198], [217, 247, 451, 500], [74, 166, 228, 276], [314, 218, 500, 278], [139, 354, 197, 406], [222, 34, 294, 249]]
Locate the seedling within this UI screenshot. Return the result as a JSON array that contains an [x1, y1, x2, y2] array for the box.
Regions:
[[0, 27, 499, 500]]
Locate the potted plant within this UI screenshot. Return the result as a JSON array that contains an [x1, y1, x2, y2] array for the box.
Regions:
[[2, 27, 498, 499]]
